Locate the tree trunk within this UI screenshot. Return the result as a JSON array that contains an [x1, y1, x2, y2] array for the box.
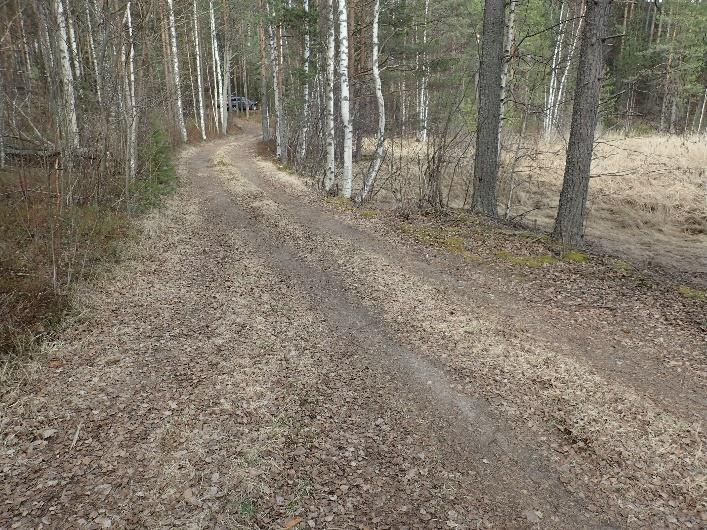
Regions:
[[698, 88, 707, 134], [125, 1, 137, 185], [471, 0, 505, 217], [552, 0, 612, 246], [324, 0, 336, 192], [85, 0, 102, 105], [166, 0, 188, 143], [54, 0, 80, 151], [209, 0, 223, 135], [544, 1, 565, 136], [359, 0, 384, 202], [193, 0, 206, 140], [258, 12, 271, 141], [266, 0, 285, 161], [338, 0, 353, 197], [498, 0, 516, 151], [417, 0, 430, 143], [298, 0, 311, 161]]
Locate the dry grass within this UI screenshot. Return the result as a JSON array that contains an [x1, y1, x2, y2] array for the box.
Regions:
[[356, 132, 707, 283]]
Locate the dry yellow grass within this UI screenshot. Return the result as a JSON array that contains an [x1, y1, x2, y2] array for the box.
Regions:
[[357, 132, 707, 282]]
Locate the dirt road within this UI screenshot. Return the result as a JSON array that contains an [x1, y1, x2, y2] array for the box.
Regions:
[[1, 123, 704, 529]]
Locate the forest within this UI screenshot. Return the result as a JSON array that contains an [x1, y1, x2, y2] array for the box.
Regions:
[[0, 0, 706, 528]]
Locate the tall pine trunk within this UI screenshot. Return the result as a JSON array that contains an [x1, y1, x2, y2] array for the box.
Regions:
[[552, 0, 612, 246], [471, 0, 505, 217]]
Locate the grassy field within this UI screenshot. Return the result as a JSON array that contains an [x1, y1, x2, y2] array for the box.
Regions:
[[352, 132, 706, 285]]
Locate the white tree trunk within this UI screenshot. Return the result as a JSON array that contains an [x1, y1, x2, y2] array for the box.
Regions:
[[417, 0, 430, 143], [65, 2, 82, 82], [338, 0, 353, 197], [85, 1, 102, 105], [193, 0, 206, 140], [498, 0, 516, 151], [167, 0, 188, 143], [298, 0, 311, 161], [698, 88, 707, 134], [552, 2, 585, 133], [324, 0, 336, 191], [209, 0, 223, 135], [544, 1, 565, 136], [54, 0, 80, 151], [222, 37, 230, 134], [126, 1, 137, 184], [266, 0, 285, 161], [360, 0, 385, 202], [258, 15, 271, 141]]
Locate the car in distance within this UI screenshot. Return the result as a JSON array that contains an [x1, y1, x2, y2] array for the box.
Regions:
[[229, 96, 258, 111]]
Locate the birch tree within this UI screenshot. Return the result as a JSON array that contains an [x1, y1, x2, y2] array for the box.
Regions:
[[298, 0, 311, 162], [266, 0, 285, 161], [417, 0, 430, 143], [166, 0, 188, 143], [209, 0, 224, 135], [323, 0, 336, 192], [54, 0, 80, 152], [338, 0, 353, 198], [359, 0, 385, 202], [258, 13, 271, 141], [193, 0, 206, 140]]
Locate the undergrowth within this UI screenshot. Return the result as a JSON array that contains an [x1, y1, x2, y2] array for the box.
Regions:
[[0, 124, 177, 387]]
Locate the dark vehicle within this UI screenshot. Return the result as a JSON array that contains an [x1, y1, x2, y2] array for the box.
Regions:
[[229, 96, 258, 111]]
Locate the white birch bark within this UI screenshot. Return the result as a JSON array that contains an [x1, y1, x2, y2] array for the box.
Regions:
[[126, 1, 137, 183], [324, 0, 336, 191], [298, 0, 311, 161], [417, 0, 430, 143], [498, 0, 516, 151], [552, 2, 585, 133], [544, 1, 565, 136], [55, 0, 80, 150], [698, 88, 707, 134], [65, 2, 82, 81], [222, 36, 230, 134], [193, 0, 206, 140], [360, 0, 385, 202], [266, 0, 285, 161], [338, 0, 353, 197], [209, 0, 224, 135], [85, 0, 102, 105], [258, 15, 271, 141], [208, 0, 220, 134], [167, 0, 188, 143]]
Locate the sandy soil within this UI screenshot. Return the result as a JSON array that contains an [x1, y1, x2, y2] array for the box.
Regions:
[[1, 123, 704, 529]]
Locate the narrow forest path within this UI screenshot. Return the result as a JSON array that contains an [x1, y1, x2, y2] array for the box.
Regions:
[[1, 123, 704, 529]]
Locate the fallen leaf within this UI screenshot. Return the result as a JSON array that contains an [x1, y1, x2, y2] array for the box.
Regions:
[[283, 517, 303, 529]]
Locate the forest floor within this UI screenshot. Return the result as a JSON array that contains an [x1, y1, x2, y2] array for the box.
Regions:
[[1, 122, 705, 529]]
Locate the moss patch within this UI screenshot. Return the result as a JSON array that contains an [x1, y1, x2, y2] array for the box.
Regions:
[[677, 285, 706, 301], [400, 223, 474, 259], [561, 250, 590, 263]]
